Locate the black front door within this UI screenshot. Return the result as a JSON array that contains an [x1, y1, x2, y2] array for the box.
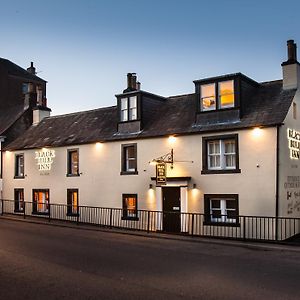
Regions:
[[162, 187, 181, 233]]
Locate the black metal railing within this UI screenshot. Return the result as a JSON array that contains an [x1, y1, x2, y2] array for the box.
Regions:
[[0, 199, 300, 242]]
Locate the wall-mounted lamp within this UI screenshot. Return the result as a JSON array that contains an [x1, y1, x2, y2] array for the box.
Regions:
[[252, 127, 262, 138], [149, 184, 153, 189], [193, 183, 197, 189], [168, 135, 177, 144]]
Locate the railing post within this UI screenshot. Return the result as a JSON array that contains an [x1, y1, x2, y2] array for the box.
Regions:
[[147, 211, 150, 233], [1, 199, 3, 216], [23, 202, 26, 219], [243, 216, 246, 241], [109, 208, 113, 229], [77, 206, 80, 225], [191, 213, 194, 236], [48, 204, 51, 222]]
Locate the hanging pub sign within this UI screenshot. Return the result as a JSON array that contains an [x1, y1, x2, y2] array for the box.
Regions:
[[287, 128, 300, 159], [156, 162, 166, 185]]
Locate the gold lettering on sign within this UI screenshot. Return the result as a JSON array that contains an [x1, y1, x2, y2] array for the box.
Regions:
[[35, 149, 55, 171], [287, 128, 300, 159]]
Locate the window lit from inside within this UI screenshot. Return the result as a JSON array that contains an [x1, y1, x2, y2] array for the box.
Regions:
[[68, 150, 79, 176], [200, 80, 234, 111], [122, 194, 138, 219], [33, 190, 49, 214], [120, 96, 137, 121], [201, 84, 216, 111], [218, 80, 234, 109], [208, 139, 236, 170], [67, 189, 79, 215]]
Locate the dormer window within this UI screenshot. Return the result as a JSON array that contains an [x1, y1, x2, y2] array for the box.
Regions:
[[200, 80, 234, 111], [120, 96, 137, 121], [218, 80, 234, 109]]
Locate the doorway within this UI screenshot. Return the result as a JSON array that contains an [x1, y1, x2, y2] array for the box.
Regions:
[[162, 187, 181, 233]]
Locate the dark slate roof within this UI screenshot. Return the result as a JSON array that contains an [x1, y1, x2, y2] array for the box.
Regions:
[[4, 80, 296, 150], [0, 58, 45, 82], [0, 104, 27, 135]]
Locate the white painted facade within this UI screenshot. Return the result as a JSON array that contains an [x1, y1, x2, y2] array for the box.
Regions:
[[2, 127, 278, 216]]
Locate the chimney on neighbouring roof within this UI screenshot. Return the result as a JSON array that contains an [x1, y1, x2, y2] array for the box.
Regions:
[[123, 73, 139, 93], [136, 81, 141, 90], [282, 40, 300, 90], [27, 62, 36, 75]]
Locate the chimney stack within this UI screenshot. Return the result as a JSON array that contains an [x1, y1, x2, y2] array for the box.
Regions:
[[27, 62, 36, 75], [123, 72, 139, 93], [282, 40, 300, 90]]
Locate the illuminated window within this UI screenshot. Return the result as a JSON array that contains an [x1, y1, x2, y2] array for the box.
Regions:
[[218, 80, 234, 109], [201, 84, 216, 111], [14, 189, 24, 212], [67, 189, 79, 216], [14, 154, 24, 178], [200, 80, 235, 111], [121, 144, 137, 174], [67, 149, 79, 176], [120, 96, 138, 121], [32, 189, 49, 214], [202, 134, 240, 174], [122, 194, 138, 220], [204, 194, 239, 225]]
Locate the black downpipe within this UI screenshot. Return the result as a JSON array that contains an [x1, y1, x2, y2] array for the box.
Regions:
[[275, 125, 280, 240]]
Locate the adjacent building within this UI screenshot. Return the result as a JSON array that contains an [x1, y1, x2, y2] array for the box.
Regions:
[[0, 58, 50, 197], [1, 41, 300, 239]]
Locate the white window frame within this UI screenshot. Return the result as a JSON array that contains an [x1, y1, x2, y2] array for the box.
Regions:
[[210, 198, 237, 224], [207, 139, 236, 170], [120, 96, 137, 121], [125, 146, 136, 172], [218, 80, 234, 109], [15, 154, 24, 177]]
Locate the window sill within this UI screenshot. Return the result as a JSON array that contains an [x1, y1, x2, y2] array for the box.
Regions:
[[198, 107, 238, 114], [121, 216, 139, 221], [14, 176, 25, 179], [201, 169, 241, 175], [120, 171, 138, 175], [203, 221, 240, 227], [66, 173, 80, 177]]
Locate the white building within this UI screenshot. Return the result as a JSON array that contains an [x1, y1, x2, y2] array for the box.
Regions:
[[1, 40, 300, 240]]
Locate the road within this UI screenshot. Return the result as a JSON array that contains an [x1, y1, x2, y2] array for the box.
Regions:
[[0, 218, 299, 300]]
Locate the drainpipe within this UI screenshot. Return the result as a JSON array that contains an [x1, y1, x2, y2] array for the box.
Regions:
[[275, 125, 280, 241]]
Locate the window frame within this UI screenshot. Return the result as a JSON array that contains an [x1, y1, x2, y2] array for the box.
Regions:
[[119, 95, 139, 122], [202, 134, 240, 174], [199, 79, 237, 113], [14, 188, 25, 212], [14, 153, 25, 179], [32, 189, 50, 215], [67, 149, 80, 177], [122, 193, 139, 221], [204, 194, 239, 226], [67, 189, 79, 216], [121, 143, 138, 175]]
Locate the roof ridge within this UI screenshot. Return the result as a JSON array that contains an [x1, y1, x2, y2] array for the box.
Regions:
[[168, 93, 195, 99], [50, 105, 117, 119]]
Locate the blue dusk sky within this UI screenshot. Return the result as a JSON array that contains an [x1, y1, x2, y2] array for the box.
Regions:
[[1, 0, 300, 115]]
